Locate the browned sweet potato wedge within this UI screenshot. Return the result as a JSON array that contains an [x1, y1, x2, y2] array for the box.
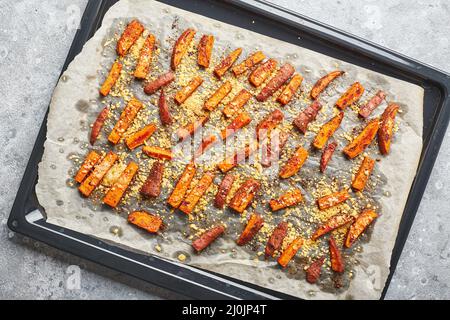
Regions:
[[222, 89, 252, 118], [217, 143, 256, 173], [317, 189, 350, 211], [175, 76, 203, 105], [204, 81, 233, 111], [220, 112, 252, 140], [108, 98, 143, 144], [229, 179, 260, 213], [75, 151, 101, 184], [214, 173, 236, 209], [214, 48, 242, 78], [310, 70, 344, 100], [278, 237, 304, 268], [279, 147, 309, 179], [359, 90, 386, 118], [171, 28, 196, 70], [232, 51, 266, 77], [261, 130, 289, 168], [336, 82, 365, 110], [177, 116, 209, 141], [167, 163, 196, 208], [100, 61, 122, 97], [352, 156, 375, 192], [270, 189, 303, 211], [345, 209, 378, 248], [192, 225, 225, 252], [249, 59, 277, 87], [256, 63, 295, 102], [194, 134, 218, 159], [103, 161, 139, 208], [311, 213, 355, 241], [134, 34, 156, 79], [293, 101, 322, 134], [306, 257, 325, 284], [343, 119, 379, 159], [144, 71, 175, 95], [277, 74, 303, 105], [117, 20, 145, 57], [265, 221, 288, 258], [90, 107, 109, 145], [313, 112, 344, 149], [256, 109, 284, 141], [236, 213, 264, 246], [378, 103, 399, 155], [320, 141, 338, 173], [329, 236, 344, 273], [158, 90, 173, 126], [128, 211, 163, 234], [142, 146, 173, 160], [125, 124, 157, 150], [79, 152, 118, 197], [179, 172, 215, 215], [197, 35, 215, 68], [140, 161, 164, 198]]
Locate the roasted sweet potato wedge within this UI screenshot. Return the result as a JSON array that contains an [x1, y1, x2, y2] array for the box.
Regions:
[[179, 171, 215, 215], [359, 90, 386, 118], [352, 156, 375, 192], [103, 161, 139, 208], [229, 179, 260, 213], [134, 34, 156, 79], [144, 71, 175, 95], [214, 173, 236, 209], [256, 63, 295, 102], [142, 146, 173, 160], [79, 152, 118, 197], [128, 211, 163, 234], [204, 81, 233, 111], [125, 124, 157, 150], [320, 141, 338, 173], [75, 151, 102, 184], [335, 82, 365, 110], [214, 48, 242, 78], [158, 90, 173, 126], [249, 59, 277, 87], [194, 134, 218, 159], [261, 130, 289, 168], [217, 143, 256, 173], [256, 109, 284, 141], [310, 70, 344, 100], [220, 112, 252, 140], [232, 51, 266, 77], [278, 237, 304, 268], [100, 61, 122, 97], [378, 103, 399, 155], [313, 112, 344, 150], [317, 189, 350, 211], [171, 28, 196, 70], [311, 213, 355, 241], [108, 98, 143, 144], [192, 225, 225, 252], [277, 74, 303, 105], [293, 101, 322, 134], [222, 89, 252, 118], [345, 209, 378, 248], [197, 35, 215, 68], [117, 19, 145, 57], [306, 257, 325, 284], [90, 107, 109, 145], [265, 221, 288, 258], [177, 116, 209, 141], [174, 76, 203, 105], [236, 213, 264, 246], [140, 161, 164, 198], [279, 147, 309, 179], [343, 119, 379, 159], [329, 236, 344, 273], [270, 189, 303, 211], [167, 163, 196, 208]]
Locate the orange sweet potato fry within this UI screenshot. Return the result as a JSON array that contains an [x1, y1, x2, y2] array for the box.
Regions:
[[214, 173, 236, 209], [306, 257, 325, 284], [144, 71, 175, 95], [279, 147, 308, 179], [261, 130, 289, 168], [312, 112, 344, 150], [329, 236, 344, 273], [142, 146, 173, 161], [335, 82, 365, 110], [236, 213, 264, 246], [217, 143, 257, 173], [100, 61, 122, 97], [140, 161, 164, 198], [177, 116, 209, 141], [345, 209, 378, 248], [125, 124, 157, 150], [79, 152, 118, 197], [167, 163, 196, 208], [174, 76, 203, 105], [232, 51, 266, 77], [90, 107, 109, 145], [103, 162, 139, 208], [256, 63, 295, 102], [158, 90, 173, 126], [220, 112, 252, 140], [249, 59, 277, 87], [310, 70, 344, 100], [108, 98, 143, 144], [359, 90, 386, 118], [171, 28, 196, 70], [269, 189, 303, 211], [265, 221, 288, 258], [293, 101, 322, 134], [179, 172, 215, 215], [378, 103, 399, 155], [317, 189, 350, 211], [194, 134, 218, 159], [222, 89, 252, 118], [117, 19, 145, 57], [277, 237, 304, 268], [256, 109, 284, 141], [352, 156, 375, 192], [134, 34, 156, 79], [74, 151, 101, 184], [229, 179, 260, 213], [192, 225, 225, 252], [277, 74, 303, 105], [204, 81, 233, 111], [128, 211, 163, 234], [320, 141, 338, 173], [343, 119, 379, 159], [214, 48, 242, 78], [198, 35, 215, 68], [311, 213, 355, 241]]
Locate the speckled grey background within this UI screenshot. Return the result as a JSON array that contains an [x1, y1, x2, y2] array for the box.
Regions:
[[0, 0, 448, 300]]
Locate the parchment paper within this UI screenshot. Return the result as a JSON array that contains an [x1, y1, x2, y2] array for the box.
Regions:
[[36, 0, 423, 300]]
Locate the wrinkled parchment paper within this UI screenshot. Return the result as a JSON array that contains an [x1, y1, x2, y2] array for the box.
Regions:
[[36, 0, 423, 299]]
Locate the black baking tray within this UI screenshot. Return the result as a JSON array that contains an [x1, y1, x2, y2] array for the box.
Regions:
[[8, 0, 450, 300]]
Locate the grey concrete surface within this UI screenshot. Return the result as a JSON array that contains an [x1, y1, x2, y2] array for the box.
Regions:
[[0, 0, 448, 300]]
